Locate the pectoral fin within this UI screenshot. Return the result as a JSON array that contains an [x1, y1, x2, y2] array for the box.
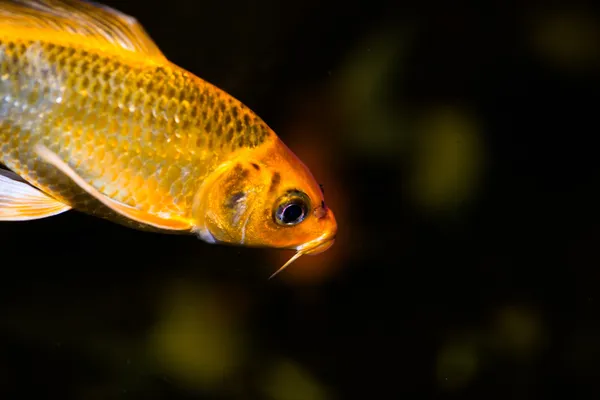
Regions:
[[0, 168, 71, 220], [34, 145, 192, 231]]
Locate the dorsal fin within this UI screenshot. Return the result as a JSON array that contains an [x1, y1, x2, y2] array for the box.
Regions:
[[0, 0, 167, 62]]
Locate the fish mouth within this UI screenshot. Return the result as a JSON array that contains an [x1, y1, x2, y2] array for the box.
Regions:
[[304, 238, 335, 255], [296, 232, 336, 255], [269, 231, 336, 279]]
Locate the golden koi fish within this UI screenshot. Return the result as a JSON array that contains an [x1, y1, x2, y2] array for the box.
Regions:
[[0, 0, 337, 277]]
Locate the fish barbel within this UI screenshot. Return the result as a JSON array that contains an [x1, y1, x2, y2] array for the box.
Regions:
[[0, 0, 337, 277]]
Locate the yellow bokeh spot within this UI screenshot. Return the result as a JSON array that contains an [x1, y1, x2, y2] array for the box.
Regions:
[[489, 306, 544, 360], [436, 336, 479, 391], [333, 29, 411, 155], [147, 282, 244, 391], [530, 11, 599, 71], [410, 107, 482, 212], [262, 359, 331, 400]]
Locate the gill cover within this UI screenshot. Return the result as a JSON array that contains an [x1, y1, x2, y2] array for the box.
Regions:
[[192, 160, 264, 245]]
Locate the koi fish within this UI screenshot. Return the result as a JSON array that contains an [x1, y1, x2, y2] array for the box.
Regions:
[[0, 0, 337, 277]]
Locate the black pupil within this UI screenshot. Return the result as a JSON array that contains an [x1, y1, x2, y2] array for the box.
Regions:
[[282, 203, 304, 223]]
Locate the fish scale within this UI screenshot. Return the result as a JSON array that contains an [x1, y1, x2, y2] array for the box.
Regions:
[[0, 36, 274, 226]]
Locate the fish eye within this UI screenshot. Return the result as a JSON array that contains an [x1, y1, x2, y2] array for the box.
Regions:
[[274, 192, 309, 226]]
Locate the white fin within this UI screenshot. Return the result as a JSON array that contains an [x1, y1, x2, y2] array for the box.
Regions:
[[0, 168, 71, 220], [34, 144, 192, 231], [0, 0, 167, 61]]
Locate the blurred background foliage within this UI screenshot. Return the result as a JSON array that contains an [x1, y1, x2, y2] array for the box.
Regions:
[[1, 0, 599, 399]]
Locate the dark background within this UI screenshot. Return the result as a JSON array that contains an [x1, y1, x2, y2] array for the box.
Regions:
[[1, 0, 599, 399]]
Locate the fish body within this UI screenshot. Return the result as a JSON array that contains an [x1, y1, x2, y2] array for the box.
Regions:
[[0, 31, 271, 230], [0, 0, 337, 276]]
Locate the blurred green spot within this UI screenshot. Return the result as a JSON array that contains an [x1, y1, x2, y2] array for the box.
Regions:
[[262, 359, 331, 400], [436, 337, 479, 391], [410, 107, 482, 212], [148, 282, 243, 390]]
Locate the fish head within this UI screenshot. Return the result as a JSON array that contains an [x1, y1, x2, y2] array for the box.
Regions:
[[192, 137, 337, 271]]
